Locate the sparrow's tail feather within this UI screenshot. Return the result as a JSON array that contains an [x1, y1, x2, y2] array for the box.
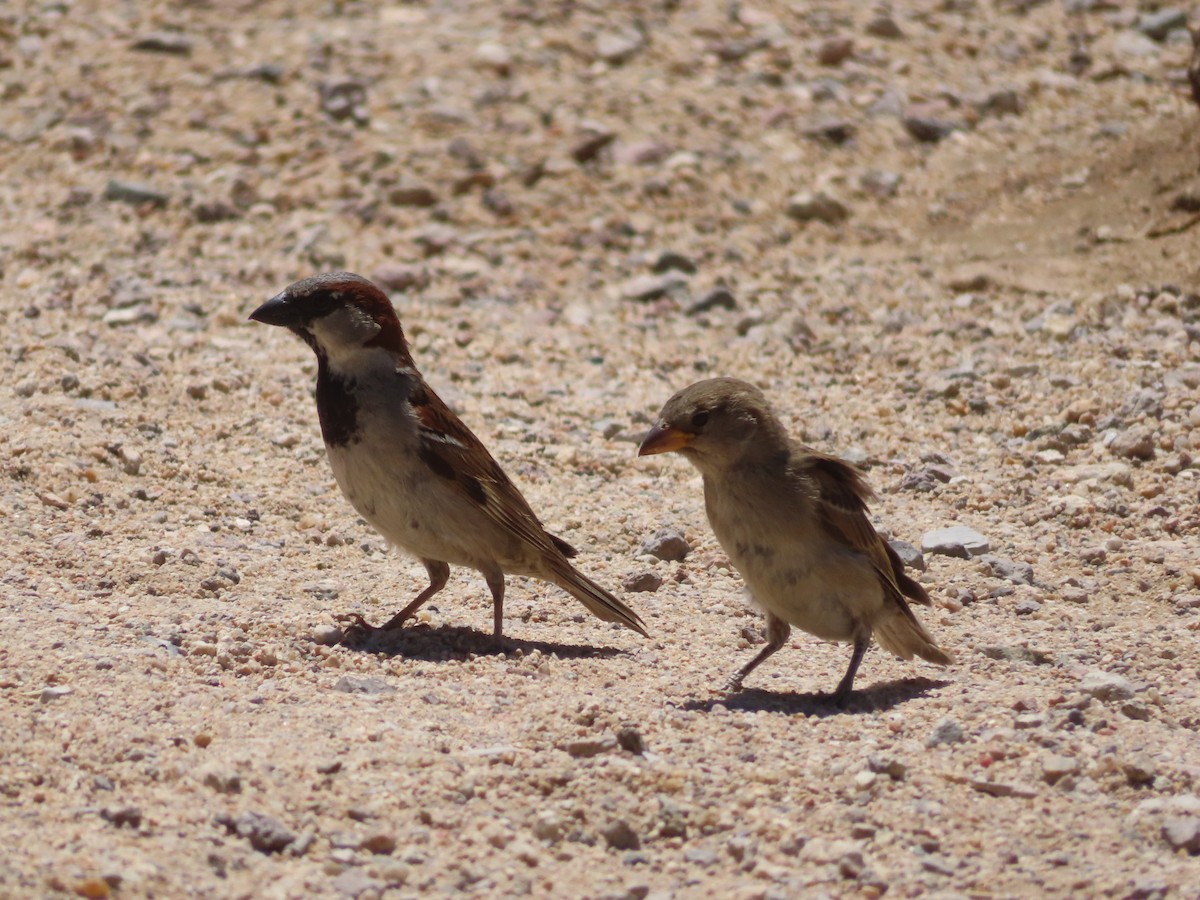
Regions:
[[550, 562, 649, 638], [873, 607, 954, 665]]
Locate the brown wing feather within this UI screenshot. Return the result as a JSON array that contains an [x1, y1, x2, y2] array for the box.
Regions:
[[409, 382, 565, 558], [797, 448, 927, 611]]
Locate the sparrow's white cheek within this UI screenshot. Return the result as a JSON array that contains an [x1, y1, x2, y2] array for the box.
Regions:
[[310, 306, 382, 353]]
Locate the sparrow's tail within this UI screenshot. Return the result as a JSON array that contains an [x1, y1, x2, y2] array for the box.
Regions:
[[549, 561, 649, 638], [873, 604, 954, 666]]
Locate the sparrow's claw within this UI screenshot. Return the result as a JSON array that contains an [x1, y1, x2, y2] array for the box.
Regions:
[[722, 674, 746, 694], [335, 613, 377, 643]]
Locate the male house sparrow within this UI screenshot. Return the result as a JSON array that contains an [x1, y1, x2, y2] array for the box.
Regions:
[[639, 377, 951, 705], [250, 272, 647, 640]]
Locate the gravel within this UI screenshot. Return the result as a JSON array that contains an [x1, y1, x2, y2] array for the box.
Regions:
[[2, 0, 1199, 896]]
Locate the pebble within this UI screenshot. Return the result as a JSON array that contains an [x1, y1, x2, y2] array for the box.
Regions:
[[601, 819, 641, 851], [925, 717, 964, 747], [319, 79, 369, 125], [816, 38, 854, 66], [686, 287, 737, 316], [623, 572, 663, 593], [921, 525, 990, 558], [902, 106, 960, 143], [130, 33, 193, 55], [980, 555, 1034, 585], [596, 29, 645, 65], [1122, 755, 1157, 786], [1161, 817, 1200, 853], [371, 264, 429, 292], [472, 41, 512, 76], [865, 15, 903, 39], [888, 539, 925, 571], [652, 250, 698, 275], [215, 812, 295, 854], [572, 128, 616, 164], [614, 140, 673, 166], [1078, 671, 1136, 702], [1041, 755, 1079, 785], [360, 832, 397, 855], [621, 273, 687, 302], [801, 118, 856, 145], [1137, 9, 1187, 42], [40, 686, 72, 703], [1109, 428, 1156, 460], [388, 183, 439, 207], [785, 191, 850, 225], [640, 528, 691, 561], [860, 170, 901, 198], [201, 766, 242, 795], [330, 869, 383, 897], [333, 676, 395, 695], [561, 736, 617, 758], [104, 179, 169, 208]]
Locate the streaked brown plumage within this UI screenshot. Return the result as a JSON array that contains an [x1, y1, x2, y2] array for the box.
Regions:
[[639, 377, 952, 705]]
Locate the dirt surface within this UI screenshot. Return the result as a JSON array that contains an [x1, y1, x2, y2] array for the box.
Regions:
[[3, 1, 1200, 897]]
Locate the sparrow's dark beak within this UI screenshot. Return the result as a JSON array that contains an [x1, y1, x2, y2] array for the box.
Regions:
[[249, 291, 297, 327], [638, 422, 693, 456]]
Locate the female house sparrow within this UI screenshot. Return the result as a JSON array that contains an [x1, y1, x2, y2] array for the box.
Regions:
[[639, 377, 951, 705], [250, 272, 647, 640]]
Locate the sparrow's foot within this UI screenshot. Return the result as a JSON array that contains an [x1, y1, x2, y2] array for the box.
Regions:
[[335, 613, 388, 644], [722, 674, 746, 694]]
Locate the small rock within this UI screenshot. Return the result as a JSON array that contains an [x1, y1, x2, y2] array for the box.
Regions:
[[311, 624, 343, 646], [601, 819, 641, 851], [596, 28, 645, 65], [982, 645, 1052, 666], [372, 263, 429, 292], [801, 117, 856, 145], [1110, 429, 1155, 461], [1122, 755, 1157, 786], [330, 869, 383, 897], [922, 525, 990, 558], [902, 106, 961, 143], [867, 756, 907, 781], [40, 686, 72, 703], [816, 37, 853, 66], [1113, 30, 1161, 59], [561, 736, 617, 758], [1121, 700, 1152, 721], [333, 676, 395, 695], [201, 767, 242, 795], [388, 183, 439, 207], [360, 832, 398, 855], [1079, 671, 1136, 702], [926, 717, 964, 747], [533, 812, 564, 843], [860, 169, 901, 198], [100, 806, 143, 829], [104, 179, 169, 208], [621, 273, 687, 302], [652, 251, 698, 275], [1137, 9, 1187, 42], [614, 140, 673, 166], [216, 812, 295, 854], [686, 287, 737, 316], [1042, 755, 1079, 784], [131, 32, 193, 55], [1161, 817, 1200, 854], [865, 15, 903, 39], [623, 572, 663, 593], [616, 726, 646, 755], [472, 41, 513, 76], [785, 191, 849, 225], [572, 127, 616, 163], [641, 528, 691, 561], [980, 555, 1033, 585], [319, 79, 369, 126], [888, 539, 925, 571], [1013, 598, 1042, 616]]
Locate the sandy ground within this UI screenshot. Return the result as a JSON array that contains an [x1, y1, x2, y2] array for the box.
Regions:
[[2, 0, 1200, 897]]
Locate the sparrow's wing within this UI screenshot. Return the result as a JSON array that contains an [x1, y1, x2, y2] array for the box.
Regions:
[[407, 379, 568, 556], [795, 448, 930, 607]]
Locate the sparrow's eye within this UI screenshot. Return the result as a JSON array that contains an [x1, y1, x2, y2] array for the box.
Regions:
[[691, 411, 709, 428]]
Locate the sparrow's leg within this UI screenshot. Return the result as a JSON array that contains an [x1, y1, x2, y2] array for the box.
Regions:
[[724, 612, 790, 693], [340, 559, 449, 635], [832, 633, 870, 708], [481, 565, 505, 638], [378, 559, 451, 630]]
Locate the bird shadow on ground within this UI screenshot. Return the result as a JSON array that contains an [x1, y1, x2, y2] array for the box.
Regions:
[[680, 677, 951, 718], [336, 622, 626, 662]]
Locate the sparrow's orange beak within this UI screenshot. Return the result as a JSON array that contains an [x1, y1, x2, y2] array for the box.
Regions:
[[638, 423, 693, 456]]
